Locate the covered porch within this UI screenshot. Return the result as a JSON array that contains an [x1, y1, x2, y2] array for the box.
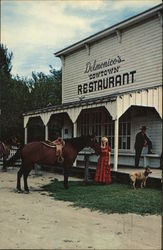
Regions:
[[23, 85, 162, 170]]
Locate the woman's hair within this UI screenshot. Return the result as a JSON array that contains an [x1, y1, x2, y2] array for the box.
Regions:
[[101, 136, 108, 142], [101, 136, 108, 147]]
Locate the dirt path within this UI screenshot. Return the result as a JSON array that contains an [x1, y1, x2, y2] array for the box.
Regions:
[[0, 169, 162, 249]]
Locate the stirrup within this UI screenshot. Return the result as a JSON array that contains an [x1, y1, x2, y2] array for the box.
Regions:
[[57, 156, 64, 164]]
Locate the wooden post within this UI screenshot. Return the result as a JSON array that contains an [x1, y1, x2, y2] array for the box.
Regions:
[[84, 154, 89, 183], [114, 118, 119, 171], [73, 121, 77, 137], [24, 127, 27, 144], [45, 125, 48, 141], [73, 121, 77, 166]]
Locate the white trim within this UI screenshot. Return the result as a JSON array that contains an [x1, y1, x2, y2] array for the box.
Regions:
[[114, 118, 119, 171], [84, 43, 90, 55], [45, 125, 48, 141], [24, 127, 27, 144], [116, 29, 122, 43], [55, 4, 162, 57], [23, 86, 162, 129], [158, 11, 163, 26]]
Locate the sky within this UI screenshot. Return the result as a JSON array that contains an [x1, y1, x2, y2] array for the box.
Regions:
[[1, 0, 162, 78]]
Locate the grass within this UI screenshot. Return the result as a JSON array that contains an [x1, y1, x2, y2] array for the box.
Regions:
[[42, 180, 162, 216]]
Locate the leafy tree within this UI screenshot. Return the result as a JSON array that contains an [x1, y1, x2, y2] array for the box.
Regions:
[[0, 43, 62, 142], [0, 74, 30, 140], [28, 67, 62, 110], [0, 44, 13, 77], [0, 44, 30, 141]]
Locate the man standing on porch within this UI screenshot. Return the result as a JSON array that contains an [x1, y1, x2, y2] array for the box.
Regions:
[[134, 126, 153, 168]]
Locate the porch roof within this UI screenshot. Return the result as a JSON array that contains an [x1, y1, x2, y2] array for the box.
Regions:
[[23, 93, 117, 117], [23, 84, 161, 118], [23, 84, 162, 129]]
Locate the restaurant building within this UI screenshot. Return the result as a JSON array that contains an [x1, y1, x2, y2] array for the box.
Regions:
[[23, 4, 162, 170]]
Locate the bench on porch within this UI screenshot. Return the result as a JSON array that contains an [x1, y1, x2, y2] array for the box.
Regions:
[[76, 149, 161, 188], [76, 149, 161, 173], [116, 152, 160, 168]]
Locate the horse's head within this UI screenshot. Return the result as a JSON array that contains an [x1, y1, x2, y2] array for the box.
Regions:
[[85, 135, 101, 155], [7, 136, 20, 146]]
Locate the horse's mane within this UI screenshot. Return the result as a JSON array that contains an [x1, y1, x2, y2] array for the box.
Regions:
[[64, 136, 88, 148], [65, 136, 82, 144]]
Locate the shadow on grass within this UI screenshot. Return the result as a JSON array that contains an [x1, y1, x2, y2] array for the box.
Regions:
[[42, 180, 162, 216]]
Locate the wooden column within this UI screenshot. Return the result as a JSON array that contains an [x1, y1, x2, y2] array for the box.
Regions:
[[73, 121, 77, 166], [73, 121, 77, 137], [114, 118, 119, 171], [24, 127, 28, 144], [45, 125, 48, 141]]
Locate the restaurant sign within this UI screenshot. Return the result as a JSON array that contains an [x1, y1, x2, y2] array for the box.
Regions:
[[78, 56, 136, 95]]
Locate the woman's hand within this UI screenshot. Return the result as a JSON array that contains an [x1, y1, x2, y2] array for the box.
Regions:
[[108, 152, 111, 165]]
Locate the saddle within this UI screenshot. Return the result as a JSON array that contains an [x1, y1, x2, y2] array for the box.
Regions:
[[41, 137, 65, 163]]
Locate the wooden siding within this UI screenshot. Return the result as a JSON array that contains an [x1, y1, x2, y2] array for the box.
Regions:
[[62, 16, 162, 103], [131, 110, 162, 155]]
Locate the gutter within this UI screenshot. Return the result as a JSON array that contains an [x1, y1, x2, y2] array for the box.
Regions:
[[54, 4, 162, 57]]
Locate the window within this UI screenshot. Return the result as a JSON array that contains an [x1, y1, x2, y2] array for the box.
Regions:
[[119, 122, 131, 149], [79, 109, 131, 150], [104, 114, 114, 148], [79, 112, 90, 136], [78, 110, 102, 143], [104, 114, 131, 150], [92, 111, 102, 143]]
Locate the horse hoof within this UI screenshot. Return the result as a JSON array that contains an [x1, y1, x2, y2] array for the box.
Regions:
[[17, 189, 23, 193]]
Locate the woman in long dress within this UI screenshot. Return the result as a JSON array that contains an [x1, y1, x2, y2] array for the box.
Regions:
[[95, 136, 111, 184]]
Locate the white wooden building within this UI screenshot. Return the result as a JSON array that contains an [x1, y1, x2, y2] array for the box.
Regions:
[[23, 4, 162, 169]]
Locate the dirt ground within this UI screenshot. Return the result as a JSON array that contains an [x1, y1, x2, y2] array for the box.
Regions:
[[0, 168, 162, 250]]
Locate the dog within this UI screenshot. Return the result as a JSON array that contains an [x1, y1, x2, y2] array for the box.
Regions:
[[129, 166, 152, 189]]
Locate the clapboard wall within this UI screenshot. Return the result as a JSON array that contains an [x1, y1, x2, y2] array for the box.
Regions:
[[62, 15, 162, 103], [130, 109, 162, 155]]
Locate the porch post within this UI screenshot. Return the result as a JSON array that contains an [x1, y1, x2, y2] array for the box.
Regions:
[[61, 127, 64, 138], [24, 127, 28, 144], [73, 121, 77, 166], [114, 118, 119, 171], [73, 121, 77, 137], [45, 125, 48, 141]]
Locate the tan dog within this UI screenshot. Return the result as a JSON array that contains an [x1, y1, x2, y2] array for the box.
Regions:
[[129, 166, 152, 189]]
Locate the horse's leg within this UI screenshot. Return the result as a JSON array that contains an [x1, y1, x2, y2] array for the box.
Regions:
[[64, 166, 69, 189], [23, 168, 32, 193], [17, 167, 24, 192]]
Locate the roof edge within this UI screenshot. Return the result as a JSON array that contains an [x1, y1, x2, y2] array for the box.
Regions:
[[23, 84, 161, 117], [55, 3, 162, 57]]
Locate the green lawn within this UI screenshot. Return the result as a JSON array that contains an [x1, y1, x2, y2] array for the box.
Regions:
[[43, 180, 162, 216]]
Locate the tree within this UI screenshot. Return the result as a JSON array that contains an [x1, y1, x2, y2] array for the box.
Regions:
[[0, 44, 62, 142], [0, 44, 30, 140], [0, 44, 13, 77], [0, 75, 30, 140], [28, 67, 62, 110], [25, 67, 62, 142]]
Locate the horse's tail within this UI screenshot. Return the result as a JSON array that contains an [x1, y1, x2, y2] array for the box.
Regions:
[[6, 145, 23, 167]]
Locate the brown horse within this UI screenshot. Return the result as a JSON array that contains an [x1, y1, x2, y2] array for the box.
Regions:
[[0, 136, 18, 171], [0, 142, 11, 171], [8, 135, 100, 193]]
